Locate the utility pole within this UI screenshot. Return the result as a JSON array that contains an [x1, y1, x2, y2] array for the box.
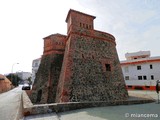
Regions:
[[11, 63, 19, 86]]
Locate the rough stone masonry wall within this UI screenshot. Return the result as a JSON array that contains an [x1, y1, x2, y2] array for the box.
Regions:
[[0, 75, 12, 93], [30, 53, 64, 104], [56, 33, 128, 102]]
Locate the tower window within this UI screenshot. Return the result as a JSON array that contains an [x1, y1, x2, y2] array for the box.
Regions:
[[86, 24, 88, 29], [151, 75, 154, 80], [105, 64, 111, 71], [89, 25, 92, 29], [150, 64, 153, 69], [36, 89, 42, 103], [80, 23, 82, 27], [125, 76, 129, 80], [143, 76, 147, 80], [34, 62, 38, 67], [138, 76, 142, 80], [137, 66, 141, 70], [83, 23, 85, 28], [124, 66, 129, 73]]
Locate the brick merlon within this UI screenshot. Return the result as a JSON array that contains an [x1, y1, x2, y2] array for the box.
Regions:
[[65, 9, 96, 23]]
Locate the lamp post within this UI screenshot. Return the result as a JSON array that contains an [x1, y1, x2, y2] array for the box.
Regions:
[[11, 63, 19, 86], [12, 63, 19, 73]]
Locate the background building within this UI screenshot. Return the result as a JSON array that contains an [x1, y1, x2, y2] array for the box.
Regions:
[[31, 58, 41, 84], [16, 72, 32, 84], [121, 51, 160, 90], [17, 72, 31, 80]]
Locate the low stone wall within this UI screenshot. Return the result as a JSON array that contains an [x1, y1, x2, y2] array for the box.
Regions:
[[14, 93, 24, 120], [22, 91, 155, 116], [22, 91, 34, 116]]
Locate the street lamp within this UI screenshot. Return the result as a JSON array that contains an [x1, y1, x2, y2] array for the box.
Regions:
[[11, 63, 19, 86], [11, 63, 19, 73]]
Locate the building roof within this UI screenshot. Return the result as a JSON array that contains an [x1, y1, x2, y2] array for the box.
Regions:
[[43, 33, 67, 39], [65, 9, 96, 22], [33, 58, 41, 61], [121, 56, 160, 65], [125, 51, 150, 60]]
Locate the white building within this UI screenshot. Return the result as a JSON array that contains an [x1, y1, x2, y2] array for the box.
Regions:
[[121, 51, 160, 90], [31, 58, 41, 84], [16, 72, 31, 80]]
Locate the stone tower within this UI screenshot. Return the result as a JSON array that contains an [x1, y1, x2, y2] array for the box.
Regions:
[[30, 34, 67, 103], [30, 9, 128, 104], [56, 9, 128, 102]]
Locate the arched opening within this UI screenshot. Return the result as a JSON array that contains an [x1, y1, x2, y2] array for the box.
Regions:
[[36, 89, 42, 103]]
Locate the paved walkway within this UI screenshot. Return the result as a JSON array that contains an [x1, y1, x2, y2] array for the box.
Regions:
[[0, 87, 23, 120], [59, 102, 160, 120], [58, 90, 160, 120], [23, 90, 160, 120], [128, 90, 158, 100], [24, 113, 59, 120]]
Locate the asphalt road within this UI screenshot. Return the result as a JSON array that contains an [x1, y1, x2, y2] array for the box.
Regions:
[[0, 86, 23, 120]]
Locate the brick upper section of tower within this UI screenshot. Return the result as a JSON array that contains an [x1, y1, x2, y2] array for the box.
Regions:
[[43, 9, 116, 56]]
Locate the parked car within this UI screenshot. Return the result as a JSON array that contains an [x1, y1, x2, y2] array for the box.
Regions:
[[22, 83, 31, 90]]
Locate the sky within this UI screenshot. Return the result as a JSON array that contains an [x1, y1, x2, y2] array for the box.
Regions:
[[0, 0, 160, 74]]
